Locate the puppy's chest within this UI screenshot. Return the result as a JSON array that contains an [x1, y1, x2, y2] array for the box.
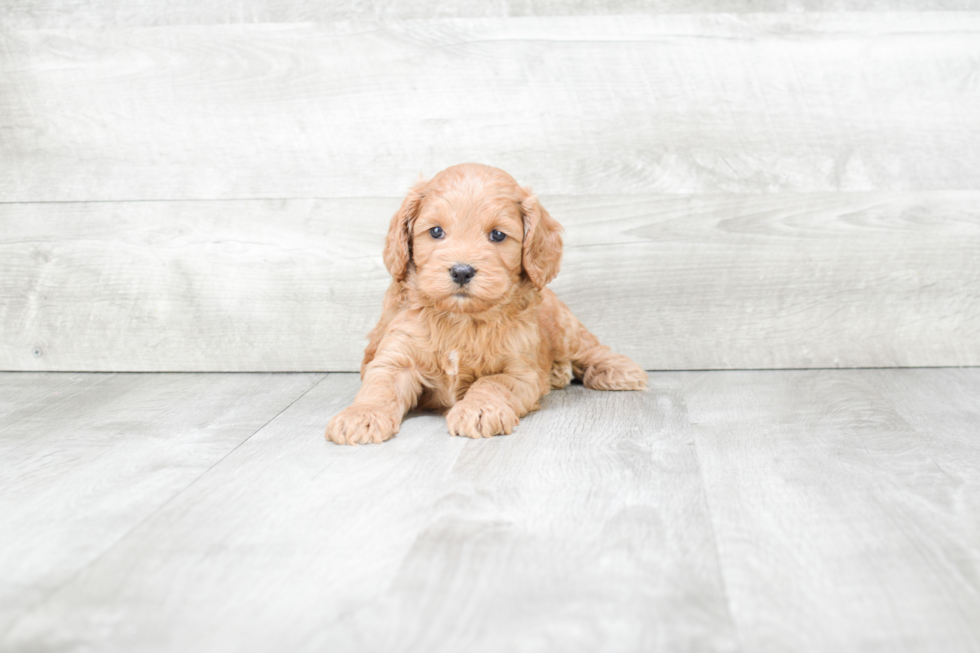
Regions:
[[427, 320, 516, 383], [433, 344, 505, 398], [438, 348, 483, 383], [419, 313, 537, 406]]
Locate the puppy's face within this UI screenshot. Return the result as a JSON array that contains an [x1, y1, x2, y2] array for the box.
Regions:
[[384, 164, 563, 314], [412, 187, 525, 314]]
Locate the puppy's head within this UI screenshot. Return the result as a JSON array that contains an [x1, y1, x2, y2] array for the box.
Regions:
[[384, 163, 562, 314]]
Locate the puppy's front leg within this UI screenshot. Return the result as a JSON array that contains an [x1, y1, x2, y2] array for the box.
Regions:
[[326, 363, 422, 445], [447, 370, 540, 439]]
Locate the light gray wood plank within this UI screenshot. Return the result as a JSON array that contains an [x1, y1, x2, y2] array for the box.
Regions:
[[323, 381, 736, 653], [0, 373, 738, 653], [0, 371, 322, 634], [4, 2, 978, 29], [3, 369, 979, 651], [0, 198, 399, 372], [2, 13, 979, 202], [684, 369, 980, 652], [552, 192, 980, 370], [861, 368, 980, 459], [3, 192, 978, 371], [858, 367, 980, 528]]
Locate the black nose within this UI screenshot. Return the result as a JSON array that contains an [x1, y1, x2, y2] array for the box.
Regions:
[[449, 264, 476, 285]]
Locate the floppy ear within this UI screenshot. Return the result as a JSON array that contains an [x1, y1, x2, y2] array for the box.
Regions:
[[520, 191, 563, 289], [383, 179, 427, 281]]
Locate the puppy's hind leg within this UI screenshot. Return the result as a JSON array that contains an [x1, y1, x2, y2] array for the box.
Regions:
[[572, 327, 648, 392], [540, 289, 646, 392]]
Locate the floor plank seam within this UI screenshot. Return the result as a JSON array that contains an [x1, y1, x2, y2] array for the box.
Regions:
[[0, 372, 329, 641], [689, 424, 746, 653]]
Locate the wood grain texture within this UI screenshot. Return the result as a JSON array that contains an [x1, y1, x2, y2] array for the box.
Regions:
[[2, 192, 978, 371], [324, 381, 735, 652], [0, 372, 737, 653], [0, 198, 399, 372], [684, 369, 980, 652], [0, 371, 322, 634], [2, 13, 979, 202], [3, 369, 979, 651], [4, 1, 978, 29]]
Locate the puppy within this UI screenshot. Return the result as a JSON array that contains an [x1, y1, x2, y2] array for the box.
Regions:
[[326, 163, 647, 445]]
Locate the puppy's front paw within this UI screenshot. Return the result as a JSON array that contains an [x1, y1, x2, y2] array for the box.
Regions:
[[583, 356, 648, 391], [446, 398, 519, 439], [325, 404, 398, 445]]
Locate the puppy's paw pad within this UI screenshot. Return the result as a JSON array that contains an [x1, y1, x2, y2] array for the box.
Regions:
[[583, 357, 648, 391], [446, 400, 518, 439], [325, 405, 398, 445]]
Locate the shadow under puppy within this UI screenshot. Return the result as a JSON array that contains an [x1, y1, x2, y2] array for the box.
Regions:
[[326, 163, 647, 445]]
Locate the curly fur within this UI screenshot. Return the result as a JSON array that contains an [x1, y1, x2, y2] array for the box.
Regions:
[[326, 163, 647, 445]]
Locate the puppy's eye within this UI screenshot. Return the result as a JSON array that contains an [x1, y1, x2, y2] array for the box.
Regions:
[[429, 226, 445, 239], [489, 230, 506, 242]]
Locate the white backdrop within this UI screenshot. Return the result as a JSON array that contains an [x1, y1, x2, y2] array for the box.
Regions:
[[2, 4, 978, 370]]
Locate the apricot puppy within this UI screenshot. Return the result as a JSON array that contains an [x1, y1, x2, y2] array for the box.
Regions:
[[326, 163, 647, 445]]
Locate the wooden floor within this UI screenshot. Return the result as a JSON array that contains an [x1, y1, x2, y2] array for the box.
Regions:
[[2, 369, 979, 652]]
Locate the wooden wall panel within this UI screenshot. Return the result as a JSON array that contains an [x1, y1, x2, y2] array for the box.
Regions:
[[3, 2, 977, 29], [2, 14, 979, 202], [1, 199, 396, 371], [3, 192, 977, 371], [2, 10, 978, 370]]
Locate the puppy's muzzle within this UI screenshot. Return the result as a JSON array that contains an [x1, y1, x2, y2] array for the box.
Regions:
[[449, 264, 476, 285]]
